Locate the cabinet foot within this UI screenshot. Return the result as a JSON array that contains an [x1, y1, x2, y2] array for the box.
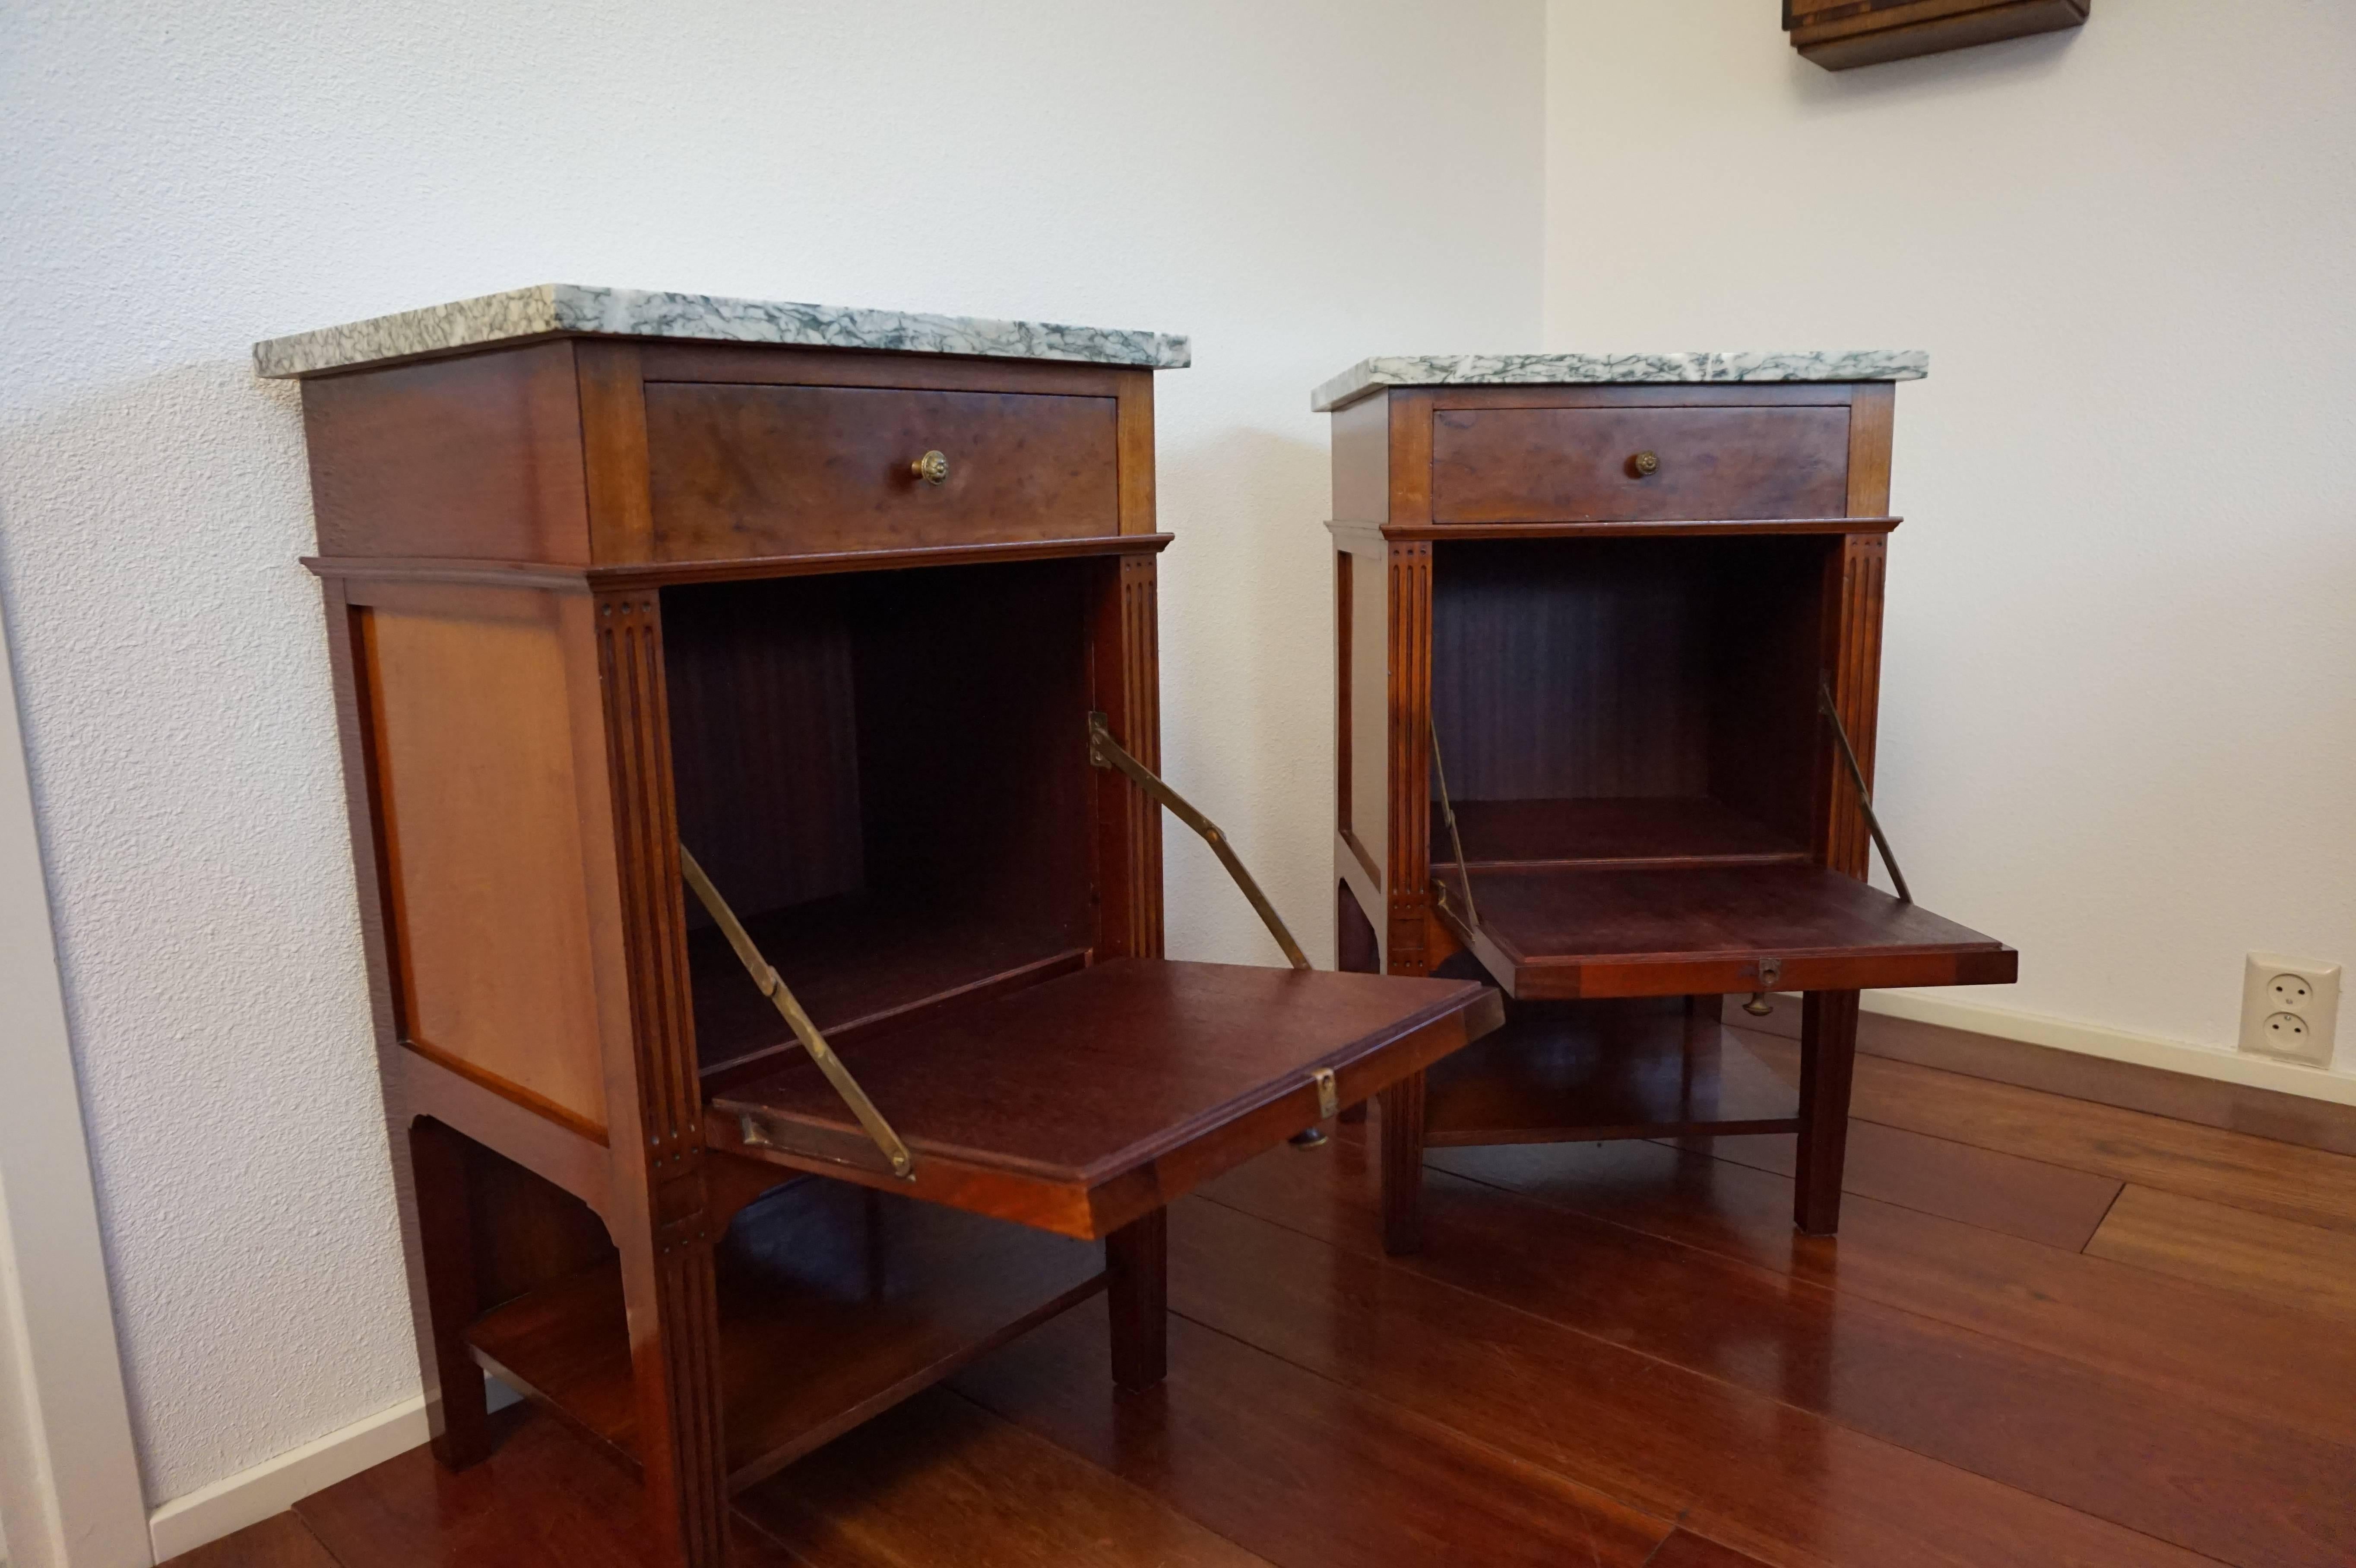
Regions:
[[1795, 990, 1862, 1236], [1378, 1071, 1427, 1255], [1106, 1208, 1169, 1390]]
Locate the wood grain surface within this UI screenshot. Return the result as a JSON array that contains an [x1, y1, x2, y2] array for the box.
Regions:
[[176, 1038, 2356, 1568]]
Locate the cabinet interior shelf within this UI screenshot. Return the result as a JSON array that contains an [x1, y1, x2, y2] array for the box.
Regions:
[[1425, 997, 1799, 1145], [465, 1177, 1104, 1495]]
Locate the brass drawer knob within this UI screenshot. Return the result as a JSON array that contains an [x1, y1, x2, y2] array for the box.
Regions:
[[1629, 451, 1660, 477], [911, 450, 950, 486]]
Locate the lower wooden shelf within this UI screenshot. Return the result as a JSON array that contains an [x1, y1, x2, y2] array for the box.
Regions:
[[465, 1176, 1103, 1494], [1425, 998, 1799, 1145]]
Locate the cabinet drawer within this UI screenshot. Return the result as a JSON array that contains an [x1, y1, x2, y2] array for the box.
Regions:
[[1431, 405, 1850, 523], [646, 382, 1120, 561]]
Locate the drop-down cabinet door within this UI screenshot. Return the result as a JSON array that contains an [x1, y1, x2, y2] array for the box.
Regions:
[[707, 958, 1502, 1238], [1435, 861, 2018, 1001]]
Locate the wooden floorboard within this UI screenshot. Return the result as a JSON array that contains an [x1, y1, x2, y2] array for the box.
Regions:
[[1644, 1532, 1779, 1568], [1158, 1191, 2217, 1568], [1200, 1138, 2356, 1568], [1673, 1116, 2123, 1249], [159, 1513, 340, 1568], [2087, 1184, 2356, 1325], [288, 1407, 802, 1568], [735, 1387, 1272, 1567], [1742, 1031, 2356, 1233], [1425, 1134, 2356, 1453], [955, 1307, 1673, 1567], [162, 1030, 2356, 1568]]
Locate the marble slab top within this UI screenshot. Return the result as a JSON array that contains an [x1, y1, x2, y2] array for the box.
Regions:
[[1311, 351, 1928, 412], [253, 284, 1192, 379]]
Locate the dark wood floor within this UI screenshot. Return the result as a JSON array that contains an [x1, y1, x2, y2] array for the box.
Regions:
[[170, 1018, 2356, 1568]]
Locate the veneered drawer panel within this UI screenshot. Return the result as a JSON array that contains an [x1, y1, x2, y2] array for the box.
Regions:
[[646, 382, 1118, 560], [1431, 405, 1850, 523]]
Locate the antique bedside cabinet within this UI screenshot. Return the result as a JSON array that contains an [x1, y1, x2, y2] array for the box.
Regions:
[[260, 286, 1500, 1568], [1312, 350, 2017, 1252]]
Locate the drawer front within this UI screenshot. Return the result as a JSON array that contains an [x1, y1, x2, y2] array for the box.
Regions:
[[646, 382, 1120, 560], [1431, 405, 1851, 523]]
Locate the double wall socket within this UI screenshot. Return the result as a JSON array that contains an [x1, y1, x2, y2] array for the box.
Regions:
[[2237, 953, 2341, 1068]]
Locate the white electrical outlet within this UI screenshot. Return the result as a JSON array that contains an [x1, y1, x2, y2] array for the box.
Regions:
[[2238, 952, 2341, 1068]]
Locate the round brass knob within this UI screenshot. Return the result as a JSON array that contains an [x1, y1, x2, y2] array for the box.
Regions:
[[911, 450, 950, 486], [1630, 451, 1660, 477], [1743, 992, 1773, 1017]]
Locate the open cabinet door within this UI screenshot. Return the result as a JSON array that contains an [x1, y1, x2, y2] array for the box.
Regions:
[[706, 958, 1499, 1238], [1437, 861, 2017, 1001]]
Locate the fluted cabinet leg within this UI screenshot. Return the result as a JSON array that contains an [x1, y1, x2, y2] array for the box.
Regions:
[[1105, 1208, 1169, 1391], [1795, 989, 1862, 1236], [408, 1117, 491, 1471], [1378, 1069, 1427, 1255], [621, 1236, 729, 1568]]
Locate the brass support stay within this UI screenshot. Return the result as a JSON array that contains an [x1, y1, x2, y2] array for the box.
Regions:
[[1817, 676, 1913, 905], [1428, 718, 1482, 934], [679, 845, 917, 1180], [1086, 711, 1311, 972]]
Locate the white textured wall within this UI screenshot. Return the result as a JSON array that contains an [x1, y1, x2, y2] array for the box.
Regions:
[[1547, 0, 2356, 1062], [0, 0, 1543, 1505]]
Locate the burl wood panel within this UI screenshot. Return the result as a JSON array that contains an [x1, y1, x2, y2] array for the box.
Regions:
[[303, 342, 591, 562], [1431, 405, 1850, 524], [357, 597, 608, 1129], [645, 383, 1118, 561]]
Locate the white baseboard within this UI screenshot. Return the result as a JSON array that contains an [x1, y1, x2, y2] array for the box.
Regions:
[[146, 1379, 519, 1560], [1867, 990, 2356, 1109], [146, 1395, 426, 1561]]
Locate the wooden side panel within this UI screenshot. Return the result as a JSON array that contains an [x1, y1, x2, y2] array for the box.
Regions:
[[1387, 392, 1437, 529], [576, 341, 656, 566], [1846, 383, 1895, 518], [1115, 371, 1157, 536], [302, 342, 591, 563], [1329, 393, 1391, 523], [356, 592, 608, 1130]]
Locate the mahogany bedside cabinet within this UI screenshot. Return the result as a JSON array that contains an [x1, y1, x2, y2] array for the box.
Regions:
[[258, 286, 1500, 1568], [1312, 351, 2017, 1252]]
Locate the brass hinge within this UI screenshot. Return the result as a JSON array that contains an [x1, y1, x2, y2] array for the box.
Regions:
[[680, 845, 916, 1181], [1087, 711, 1311, 971]]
